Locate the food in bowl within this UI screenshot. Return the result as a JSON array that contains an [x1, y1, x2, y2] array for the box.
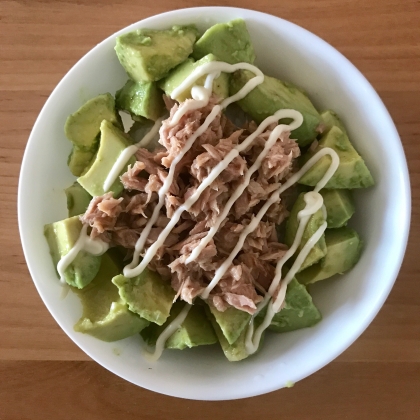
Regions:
[[44, 18, 374, 362]]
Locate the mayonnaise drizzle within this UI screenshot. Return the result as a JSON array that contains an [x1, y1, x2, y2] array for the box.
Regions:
[[144, 303, 192, 362], [103, 117, 164, 191], [124, 62, 265, 278], [56, 224, 109, 284], [243, 149, 340, 355], [185, 111, 303, 266]]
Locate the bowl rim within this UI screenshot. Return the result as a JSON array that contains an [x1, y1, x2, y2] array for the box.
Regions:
[[18, 6, 411, 400]]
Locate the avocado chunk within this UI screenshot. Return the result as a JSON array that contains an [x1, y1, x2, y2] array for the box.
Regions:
[[296, 227, 362, 284], [112, 269, 175, 326], [206, 306, 263, 362], [115, 26, 199, 82], [67, 144, 97, 176], [64, 93, 119, 150], [264, 278, 322, 332], [285, 193, 327, 271], [65, 182, 92, 217], [159, 54, 230, 102], [320, 189, 355, 228], [74, 252, 149, 341], [192, 19, 255, 64], [207, 302, 250, 345], [115, 80, 165, 121], [78, 120, 135, 197], [298, 126, 375, 189], [44, 216, 101, 289], [141, 302, 217, 350], [229, 70, 322, 146], [320, 109, 347, 133]]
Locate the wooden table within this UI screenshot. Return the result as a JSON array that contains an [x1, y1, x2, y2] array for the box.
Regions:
[[1, 0, 419, 418]]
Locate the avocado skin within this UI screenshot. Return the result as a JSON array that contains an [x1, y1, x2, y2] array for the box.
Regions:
[[299, 116, 374, 189], [74, 252, 149, 342], [159, 54, 230, 102], [141, 302, 217, 350], [115, 80, 165, 121], [112, 269, 175, 326], [229, 70, 322, 146], [115, 26, 198, 82], [64, 93, 119, 150], [44, 216, 101, 289], [64, 182, 92, 217], [296, 227, 363, 284], [192, 19, 255, 65], [320, 189, 355, 228], [257, 278, 322, 333], [285, 193, 327, 272]]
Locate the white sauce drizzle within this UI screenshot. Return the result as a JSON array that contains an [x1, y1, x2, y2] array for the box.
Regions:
[[57, 59, 341, 361], [56, 224, 109, 284], [103, 117, 164, 192], [144, 303, 192, 362], [124, 62, 265, 278]]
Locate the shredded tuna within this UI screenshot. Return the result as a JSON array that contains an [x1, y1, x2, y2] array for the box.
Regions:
[[80, 95, 301, 314]]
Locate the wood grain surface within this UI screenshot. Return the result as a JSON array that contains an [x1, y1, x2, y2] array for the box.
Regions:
[[1, 0, 419, 418]]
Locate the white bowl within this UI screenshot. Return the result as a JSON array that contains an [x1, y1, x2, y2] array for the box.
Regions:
[[18, 7, 410, 400]]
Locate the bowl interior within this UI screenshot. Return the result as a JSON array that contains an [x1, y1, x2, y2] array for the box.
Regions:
[[18, 7, 410, 400]]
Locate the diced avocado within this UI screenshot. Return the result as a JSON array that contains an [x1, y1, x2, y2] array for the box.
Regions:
[[44, 216, 101, 289], [115, 26, 199, 82], [320, 109, 347, 133], [112, 269, 175, 326], [64, 182, 92, 217], [67, 144, 97, 176], [230, 70, 322, 146], [206, 306, 263, 362], [115, 80, 165, 121], [129, 119, 160, 151], [207, 302, 250, 345], [298, 126, 375, 189], [74, 253, 149, 341], [77, 120, 135, 197], [320, 189, 355, 228], [265, 278, 322, 333], [285, 193, 327, 271], [141, 302, 217, 350], [64, 93, 119, 150], [296, 227, 362, 284], [192, 19, 255, 64], [159, 54, 230, 102]]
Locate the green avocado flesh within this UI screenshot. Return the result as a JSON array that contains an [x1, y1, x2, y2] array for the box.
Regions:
[[298, 123, 374, 189], [159, 54, 230, 102], [296, 227, 362, 284], [264, 278, 322, 332], [67, 145, 97, 176], [112, 269, 175, 326], [206, 306, 264, 362], [141, 302, 217, 350], [64, 93, 119, 150], [207, 303, 251, 345], [192, 19, 255, 65], [64, 182, 92, 217], [74, 253, 149, 341], [229, 70, 322, 146], [320, 189, 355, 228], [115, 26, 199, 82], [285, 193, 327, 272], [115, 79, 165, 121], [77, 120, 135, 197], [44, 216, 101, 289]]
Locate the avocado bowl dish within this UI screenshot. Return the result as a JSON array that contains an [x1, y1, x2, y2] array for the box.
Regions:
[[18, 8, 410, 400]]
